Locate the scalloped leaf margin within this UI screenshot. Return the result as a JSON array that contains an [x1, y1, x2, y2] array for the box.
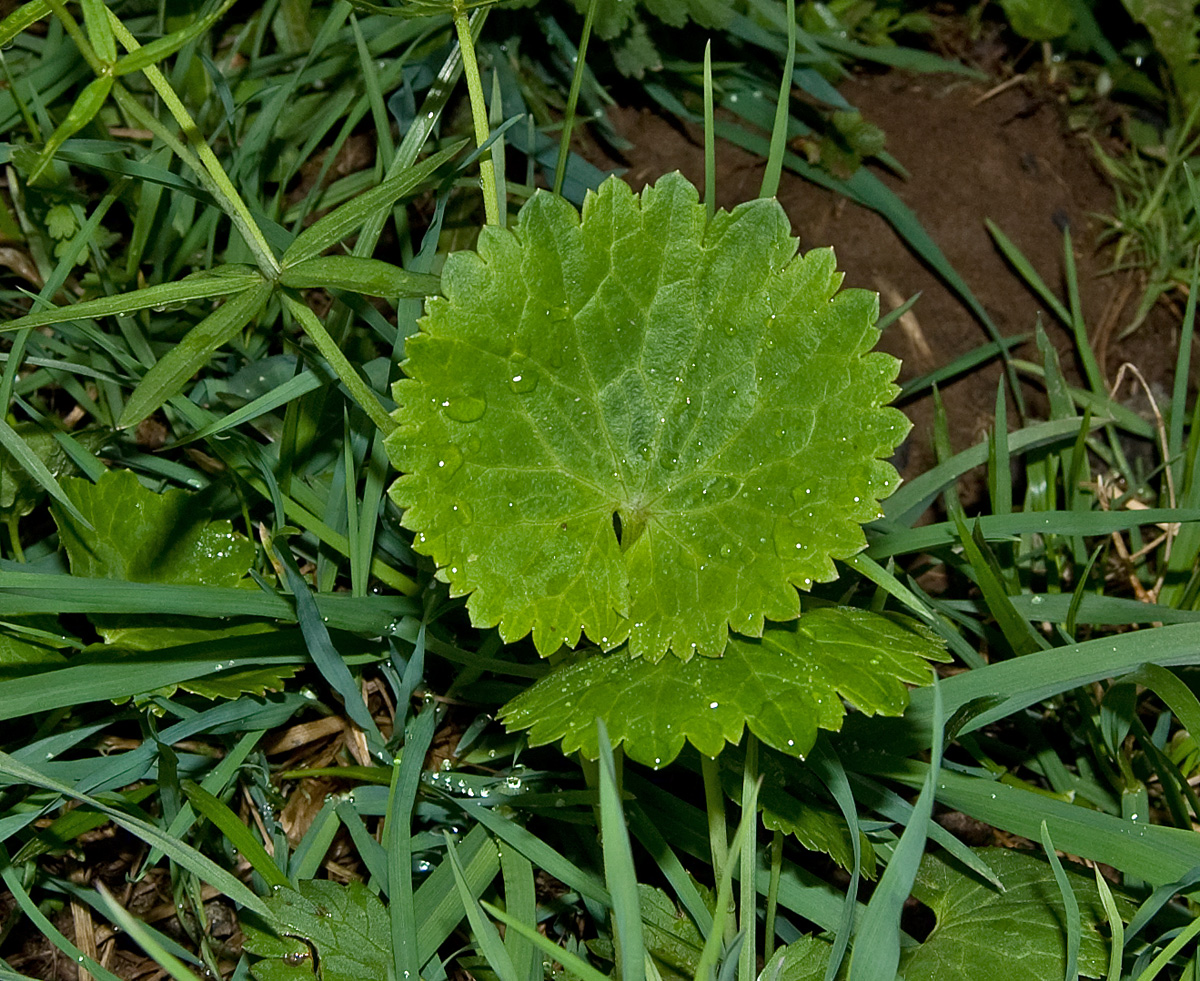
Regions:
[[386, 172, 909, 661], [498, 607, 948, 768]]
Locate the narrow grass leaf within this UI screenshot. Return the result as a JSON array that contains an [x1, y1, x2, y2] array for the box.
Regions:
[[598, 721, 645, 981], [694, 808, 752, 981], [445, 830, 518, 981], [738, 739, 760, 981], [898, 335, 1026, 400], [885, 417, 1106, 525], [988, 382, 1011, 516], [849, 676, 941, 981], [627, 802, 714, 938], [863, 758, 1200, 886], [143, 728, 265, 872], [868, 508, 1200, 559], [118, 282, 272, 429], [1170, 250, 1200, 486], [759, 0, 795, 200], [499, 842, 540, 981], [283, 141, 466, 265], [954, 516, 1045, 656], [704, 40, 715, 222], [1038, 821, 1080, 981], [274, 537, 382, 742], [387, 704, 437, 981], [808, 741, 861, 981], [0, 864, 126, 981], [415, 823, 501, 964], [94, 882, 202, 981], [282, 293, 395, 435], [483, 901, 611, 981], [181, 779, 289, 890], [0, 752, 271, 916], [288, 798, 341, 881], [454, 798, 609, 906], [278, 256, 439, 297], [986, 220, 1072, 324], [0, 572, 413, 629], [1092, 866, 1124, 981], [173, 368, 326, 445]]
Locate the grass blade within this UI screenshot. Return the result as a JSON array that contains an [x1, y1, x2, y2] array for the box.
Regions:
[[118, 282, 272, 429], [445, 830, 518, 981], [181, 779, 290, 891], [598, 722, 645, 981], [1038, 821, 1080, 981], [848, 675, 941, 981], [0, 751, 271, 917]]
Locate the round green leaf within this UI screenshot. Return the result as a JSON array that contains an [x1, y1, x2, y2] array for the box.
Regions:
[[387, 173, 908, 660], [498, 608, 946, 768]]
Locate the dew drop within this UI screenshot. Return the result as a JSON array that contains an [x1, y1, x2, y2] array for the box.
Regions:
[[452, 501, 473, 525], [508, 354, 539, 393], [719, 544, 733, 558], [444, 395, 486, 422], [436, 445, 464, 479]]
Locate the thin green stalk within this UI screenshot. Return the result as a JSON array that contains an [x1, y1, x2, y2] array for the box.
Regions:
[[701, 754, 735, 944], [554, 0, 599, 198], [106, 9, 280, 275], [738, 736, 760, 981], [759, 0, 795, 199], [703, 39, 715, 222], [6, 514, 24, 563], [452, 5, 498, 226], [762, 829, 782, 964]]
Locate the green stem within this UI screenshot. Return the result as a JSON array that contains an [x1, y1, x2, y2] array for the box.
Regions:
[[763, 830, 782, 966], [553, 0, 598, 198], [452, 6, 498, 226], [701, 754, 735, 945], [738, 736, 759, 981], [6, 514, 24, 563], [703, 39, 715, 222], [759, 0, 795, 200]]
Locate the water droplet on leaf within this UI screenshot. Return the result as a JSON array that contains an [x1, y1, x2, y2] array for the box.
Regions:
[[444, 395, 486, 422], [437, 445, 463, 479]]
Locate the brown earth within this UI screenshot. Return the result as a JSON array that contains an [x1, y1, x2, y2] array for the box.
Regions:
[[596, 70, 1184, 508]]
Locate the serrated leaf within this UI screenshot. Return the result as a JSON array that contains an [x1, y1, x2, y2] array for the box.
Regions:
[[588, 885, 705, 981], [769, 936, 843, 981], [0, 423, 105, 518], [757, 784, 876, 877], [499, 608, 944, 767], [387, 173, 908, 661], [167, 664, 303, 699], [903, 848, 1133, 981], [45, 203, 77, 240], [244, 880, 391, 981], [53, 469, 254, 585]]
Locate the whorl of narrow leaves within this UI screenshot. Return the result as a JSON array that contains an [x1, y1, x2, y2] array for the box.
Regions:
[[386, 173, 908, 660]]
